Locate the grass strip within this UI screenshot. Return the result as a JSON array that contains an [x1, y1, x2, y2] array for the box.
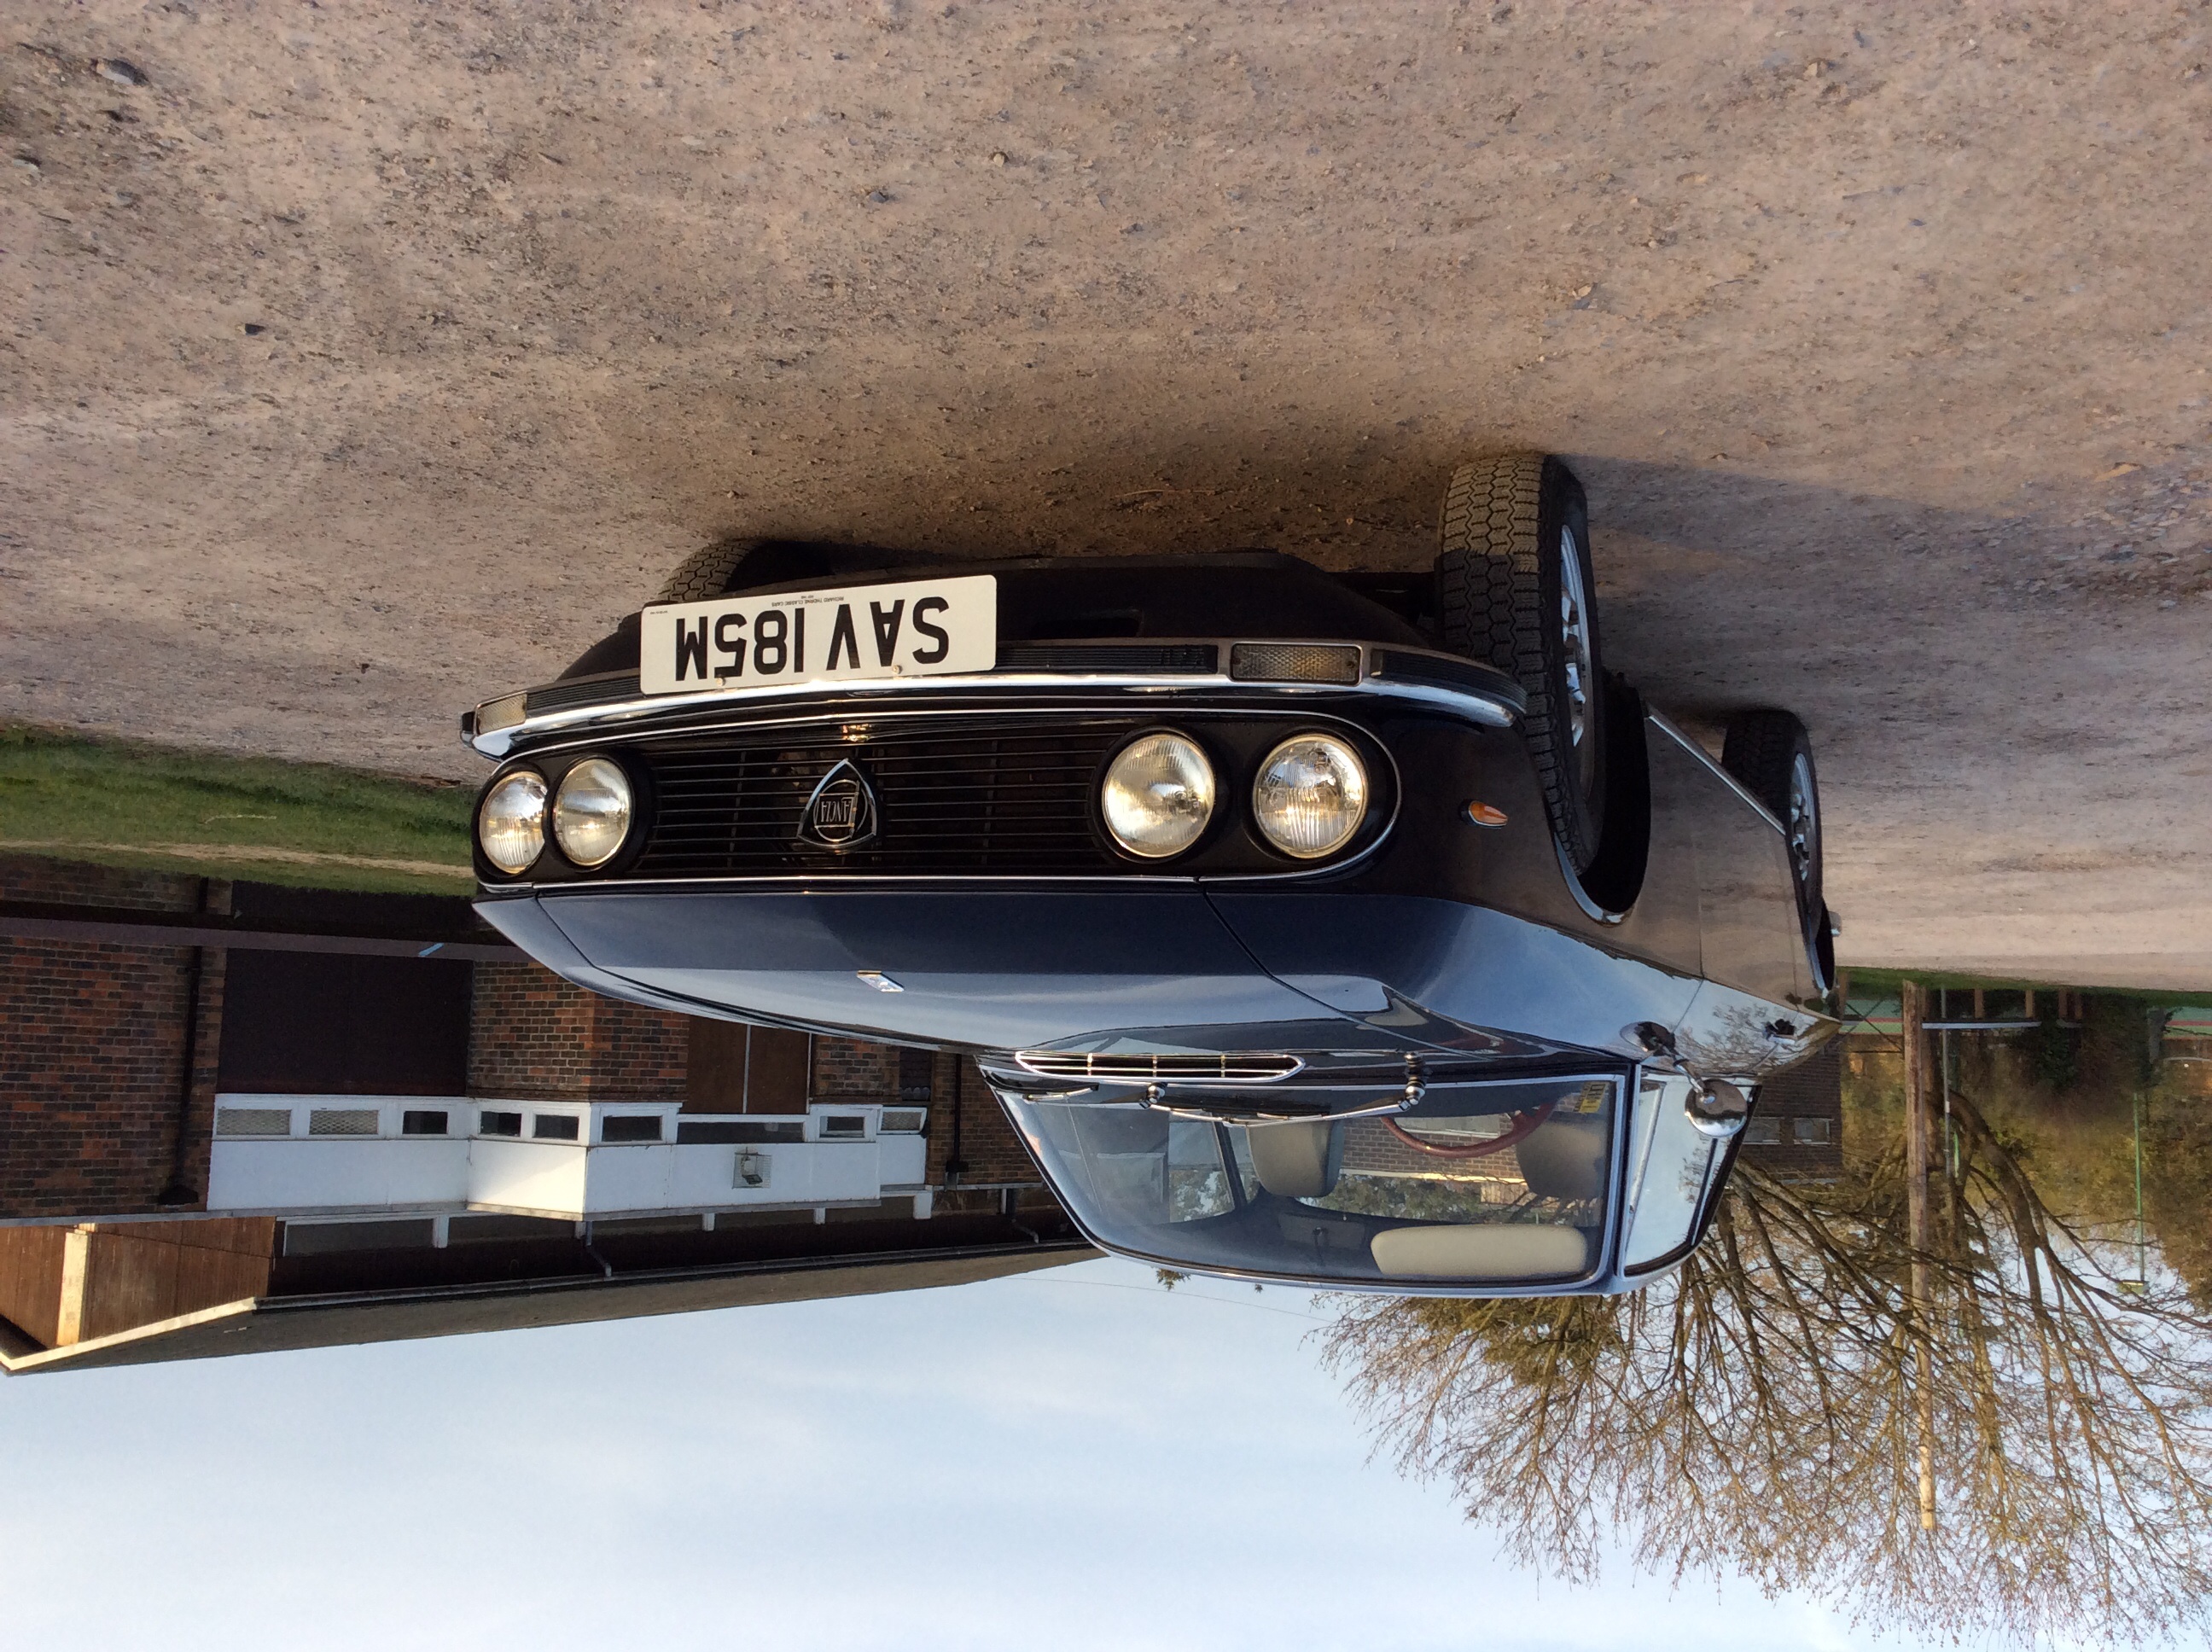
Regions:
[[0, 724, 475, 893]]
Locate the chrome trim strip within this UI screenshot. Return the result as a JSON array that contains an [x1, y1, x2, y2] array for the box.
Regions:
[[468, 639, 1522, 759], [491, 695, 1390, 762], [1012, 1050, 1307, 1085], [1555, 835, 1627, 928], [1647, 709, 1787, 837]]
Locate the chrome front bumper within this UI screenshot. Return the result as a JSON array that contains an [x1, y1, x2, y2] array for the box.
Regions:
[[463, 638, 1525, 759]]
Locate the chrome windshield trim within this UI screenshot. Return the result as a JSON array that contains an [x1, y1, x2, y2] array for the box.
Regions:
[[467, 640, 1522, 759]]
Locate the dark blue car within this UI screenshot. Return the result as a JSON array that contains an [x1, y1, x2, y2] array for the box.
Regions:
[[463, 453, 1838, 1295]]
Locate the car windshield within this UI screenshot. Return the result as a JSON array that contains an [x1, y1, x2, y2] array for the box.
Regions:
[[1000, 1073, 1621, 1287]]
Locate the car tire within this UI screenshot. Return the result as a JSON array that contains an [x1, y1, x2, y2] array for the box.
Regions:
[[1720, 709, 1828, 974], [565, 539, 955, 680], [1436, 452, 1608, 872], [658, 538, 955, 605], [655, 538, 768, 605], [561, 540, 764, 680]]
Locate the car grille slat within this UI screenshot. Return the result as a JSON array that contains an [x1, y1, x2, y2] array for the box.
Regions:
[[1012, 1051, 1307, 1085], [629, 717, 1134, 875]]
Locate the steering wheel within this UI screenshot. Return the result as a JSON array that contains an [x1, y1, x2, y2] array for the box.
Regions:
[[1384, 1100, 1557, 1160]]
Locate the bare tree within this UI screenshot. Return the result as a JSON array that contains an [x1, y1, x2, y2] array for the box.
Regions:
[[1321, 1086, 2212, 1644]]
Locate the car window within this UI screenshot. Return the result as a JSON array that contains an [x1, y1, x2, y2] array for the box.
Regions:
[[1045, 1108, 1238, 1224], [1167, 1118, 1237, 1222], [1298, 1079, 1613, 1229], [1621, 1072, 1718, 1272], [1008, 1073, 1621, 1285]]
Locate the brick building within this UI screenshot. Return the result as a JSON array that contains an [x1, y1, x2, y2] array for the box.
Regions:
[[0, 858, 225, 1219], [1736, 1040, 1843, 1178], [0, 856, 1074, 1369]]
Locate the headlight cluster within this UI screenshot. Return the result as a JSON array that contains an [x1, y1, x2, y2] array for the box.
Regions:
[[1101, 733, 1217, 858], [477, 757, 634, 875], [1099, 730, 1371, 862], [1253, 734, 1368, 858]]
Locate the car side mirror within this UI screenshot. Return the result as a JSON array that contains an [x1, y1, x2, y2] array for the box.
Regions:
[[1685, 1079, 1750, 1139]]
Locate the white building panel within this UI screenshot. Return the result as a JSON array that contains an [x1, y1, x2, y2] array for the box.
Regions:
[[207, 1137, 473, 1213], [578, 1143, 678, 1215], [204, 1096, 937, 1221], [468, 1137, 590, 1218], [880, 1133, 928, 1188]]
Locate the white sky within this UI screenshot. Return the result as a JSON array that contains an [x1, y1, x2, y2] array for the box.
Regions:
[[0, 1257, 1941, 1651]]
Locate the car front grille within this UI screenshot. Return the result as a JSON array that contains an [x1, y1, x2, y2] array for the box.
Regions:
[[631, 717, 1136, 876]]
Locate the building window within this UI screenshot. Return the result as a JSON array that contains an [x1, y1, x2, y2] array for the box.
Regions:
[[1743, 1116, 1783, 1146], [217, 1107, 292, 1137], [601, 1115, 663, 1143], [532, 1114, 581, 1142], [479, 1110, 523, 1137], [897, 1047, 934, 1104], [818, 1114, 867, 1140], [308, 1108, 380, 1137], [402, 1110, 451, 1137], [1792, 1117, 1834, 1145], [676, 1120, 805, 1144]]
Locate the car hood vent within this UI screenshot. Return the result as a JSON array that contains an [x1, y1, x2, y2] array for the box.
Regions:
[[1012, 1050, 1305, 1085]]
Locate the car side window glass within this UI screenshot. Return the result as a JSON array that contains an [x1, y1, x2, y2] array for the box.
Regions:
[[1621, 1072, 1717, 1271], [1276, 1079, 1615, 1236], [1167, 1119, 1236, 1221], [1034, 1107, 1241, 1224], [1062, 1106, 1173, 1222], [1225, 1126, 1263, 1206]]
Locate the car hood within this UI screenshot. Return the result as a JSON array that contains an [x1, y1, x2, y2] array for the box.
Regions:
[[491, 887, 1375, 1053], [474, 887, 1833, 1077]]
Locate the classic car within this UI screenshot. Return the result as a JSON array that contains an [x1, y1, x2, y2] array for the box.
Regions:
[[463, 452, 1839, 1296]]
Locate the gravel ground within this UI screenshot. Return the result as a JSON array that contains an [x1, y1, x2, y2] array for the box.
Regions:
[[4, 3, 2209, 986]]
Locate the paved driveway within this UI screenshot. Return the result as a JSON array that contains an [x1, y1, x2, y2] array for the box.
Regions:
[[4, 3, 2209, 984]]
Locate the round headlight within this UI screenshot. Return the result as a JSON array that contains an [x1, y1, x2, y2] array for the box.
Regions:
[[478, 771, 548, 875], [1101, 732, 1216, 858], [552, 757, 634, 868], [1252, 734, 1369, 859]]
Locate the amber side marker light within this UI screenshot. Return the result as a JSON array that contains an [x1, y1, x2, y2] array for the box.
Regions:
[[1464, 801, 1509, 828]]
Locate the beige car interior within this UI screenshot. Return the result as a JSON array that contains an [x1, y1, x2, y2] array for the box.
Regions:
[[1247, 1109, 1606, 1281], [1370, 1224, 1592, 1278], [1246, 1118, 1343, 1198]]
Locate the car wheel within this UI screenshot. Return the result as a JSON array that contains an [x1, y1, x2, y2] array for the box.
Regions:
[[557, 540, 951, 680], [658, 538, 953, 604], [1720, 709, 1828, 971], [655, 538, 769, 604], [1436, 452, 1608, 872]]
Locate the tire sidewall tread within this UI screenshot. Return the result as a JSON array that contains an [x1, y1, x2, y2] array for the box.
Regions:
[[1720, 707, 1828, 980], [1436, 453, 1608, 871], [655, 539, 765, 605]]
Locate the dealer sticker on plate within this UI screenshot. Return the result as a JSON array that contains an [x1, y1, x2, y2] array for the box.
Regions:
[[639, 574, 997, 695]]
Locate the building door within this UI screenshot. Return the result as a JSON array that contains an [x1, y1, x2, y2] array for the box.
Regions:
[[685, 1021, 812, 1114]]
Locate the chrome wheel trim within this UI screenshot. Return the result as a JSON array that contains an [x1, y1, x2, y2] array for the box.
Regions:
[[1557, 525, 1597, 790], [1787, 750, 1819, 891]]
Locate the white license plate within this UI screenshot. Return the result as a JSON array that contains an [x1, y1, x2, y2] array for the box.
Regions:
[[639, 574, 997, 695]]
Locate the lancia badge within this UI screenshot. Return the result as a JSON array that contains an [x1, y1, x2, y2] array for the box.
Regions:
[[798, 759, 878, 852]]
